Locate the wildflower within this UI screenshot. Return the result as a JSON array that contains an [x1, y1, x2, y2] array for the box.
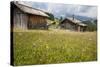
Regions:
[[89, 38, 92, 41], [33, 43, 36, 47], [46, 44, 49, 49]]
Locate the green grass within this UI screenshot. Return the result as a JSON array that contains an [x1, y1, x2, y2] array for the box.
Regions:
[[13, 29, 97, 66]]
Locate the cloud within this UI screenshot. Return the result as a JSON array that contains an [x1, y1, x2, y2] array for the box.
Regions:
[[19, 1, 97, 19], [46, 3, 97, 18], [32, 2, 48, 10], [77, 6, 97, 18]]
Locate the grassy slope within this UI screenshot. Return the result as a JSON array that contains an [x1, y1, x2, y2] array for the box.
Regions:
[[13, 30, 97, 65]]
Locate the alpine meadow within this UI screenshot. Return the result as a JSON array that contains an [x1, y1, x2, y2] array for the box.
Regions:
[[13, 30, 97, 65]]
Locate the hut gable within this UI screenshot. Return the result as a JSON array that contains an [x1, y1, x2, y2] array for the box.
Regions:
[[60, 17, 87, 32], [11, 1, 49, 30]]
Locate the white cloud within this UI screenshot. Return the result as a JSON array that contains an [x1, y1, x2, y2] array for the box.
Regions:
[[79, 7, 97, 18], [18, 1, 97, 19], [46, 3, 97, 18]]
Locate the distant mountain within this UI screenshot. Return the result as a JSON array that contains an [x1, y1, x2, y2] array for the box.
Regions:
[[54, 14, 96, 22], [74, 15, 93, 21], [81, 19, 97, 31]]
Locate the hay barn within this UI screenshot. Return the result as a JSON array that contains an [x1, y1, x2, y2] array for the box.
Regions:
[[11, 1, 49, 30], [59, 17, 87, 32]]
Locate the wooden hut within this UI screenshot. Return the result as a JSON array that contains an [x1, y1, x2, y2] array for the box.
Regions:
[[59, 17, 87, 32], [11, 1, 49, 30]]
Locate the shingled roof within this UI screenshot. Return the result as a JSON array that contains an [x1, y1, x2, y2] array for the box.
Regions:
[[13, 1, 49, 17]]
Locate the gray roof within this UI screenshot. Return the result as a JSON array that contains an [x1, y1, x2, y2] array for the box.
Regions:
[[14, 1, 49, 17], [65, 17, 87, 26]]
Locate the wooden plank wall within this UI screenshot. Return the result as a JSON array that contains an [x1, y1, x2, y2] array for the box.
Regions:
[[61, 20, 77, 31], [28, 15, 47, 29], [13, 7, 28, 29]]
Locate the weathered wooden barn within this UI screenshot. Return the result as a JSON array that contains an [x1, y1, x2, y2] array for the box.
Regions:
[[11, 1, 49, 30], [59, 17, 87, 32]]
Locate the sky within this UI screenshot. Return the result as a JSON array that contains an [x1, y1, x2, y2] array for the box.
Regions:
[[19, 1, 97, 19]]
